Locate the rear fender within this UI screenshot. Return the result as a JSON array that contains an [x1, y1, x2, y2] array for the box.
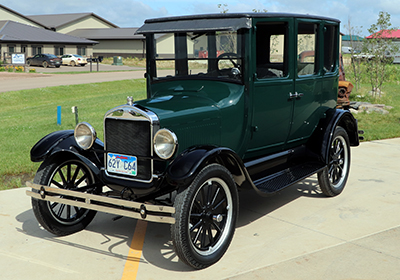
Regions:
[[307, 109, 360, 164], [166, 146, 250, 189]]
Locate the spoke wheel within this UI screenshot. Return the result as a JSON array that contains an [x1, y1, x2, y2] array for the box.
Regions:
[[318, 126, 350, 196], [31, 158, 98, 236], [172, 164, 238, 269]]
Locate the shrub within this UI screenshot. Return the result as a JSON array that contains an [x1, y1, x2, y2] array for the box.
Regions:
[[0, 66, 5, 72], [15, 66, 24, 72]]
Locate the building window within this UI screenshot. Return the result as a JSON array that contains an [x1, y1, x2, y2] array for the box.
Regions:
[[8, 45, 15, 53], [32, 46, 42, 55], [77, 46, 86, 56], [55, 46, 65, 56], [21, 45, 27, 53]]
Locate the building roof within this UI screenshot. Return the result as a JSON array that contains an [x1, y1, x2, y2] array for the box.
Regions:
[[0, 20, 98, 44], [0, 4, 48, 29], [342, 35, 364, 41], [366, 29, 400, 39], [27, 13, 118, 30], [67, 28, 144, 40]]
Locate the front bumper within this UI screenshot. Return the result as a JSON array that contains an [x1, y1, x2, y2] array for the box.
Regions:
[[26, 182, 175, 224]]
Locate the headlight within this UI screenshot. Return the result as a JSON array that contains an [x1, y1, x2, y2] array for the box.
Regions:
[[74, 122, 96, 150], [153, 129, 178, 159]]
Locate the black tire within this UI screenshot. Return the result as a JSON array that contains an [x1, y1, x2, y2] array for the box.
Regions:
[[318, 126, 350, 196], [171, 164, 238, 269], [42, 61, 48, 68], [31, 159, 98, 236]]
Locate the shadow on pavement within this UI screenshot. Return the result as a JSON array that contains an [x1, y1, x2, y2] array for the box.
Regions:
[[15, 177, 326, 272]]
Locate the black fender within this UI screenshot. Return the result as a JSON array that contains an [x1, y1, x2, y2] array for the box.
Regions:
[[31, 130, 75, 162], [30, 130, 105, 178], [166, 146, 252, 190], [307, 108, 360, 164]]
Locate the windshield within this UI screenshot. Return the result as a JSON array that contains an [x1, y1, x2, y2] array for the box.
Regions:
[[149, 31, 244, 83]]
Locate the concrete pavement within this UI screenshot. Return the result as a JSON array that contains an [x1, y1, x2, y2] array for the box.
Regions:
[[1, 138, 400, 279]]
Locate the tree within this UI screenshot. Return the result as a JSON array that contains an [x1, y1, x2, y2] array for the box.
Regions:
[[345, 18, 363, 91], [217, 4, 229, 13], [363, 11, 398, 97]]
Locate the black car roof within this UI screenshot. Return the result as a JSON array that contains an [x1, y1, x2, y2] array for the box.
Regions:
[[136, 13, 339, 34]]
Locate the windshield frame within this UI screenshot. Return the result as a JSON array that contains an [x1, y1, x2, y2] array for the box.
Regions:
[[146, 30, 246, 85]]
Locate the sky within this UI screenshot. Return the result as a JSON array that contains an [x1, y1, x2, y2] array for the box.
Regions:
[[2, 0, 400, 36]]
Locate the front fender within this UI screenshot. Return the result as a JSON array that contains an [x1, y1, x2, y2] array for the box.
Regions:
[[31, 130, 75, 162], [166, 146, 250, 189], [31, 130, 105, 166]]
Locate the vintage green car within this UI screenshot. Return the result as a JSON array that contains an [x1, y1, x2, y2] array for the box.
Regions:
[[27, 13, 361, 269]]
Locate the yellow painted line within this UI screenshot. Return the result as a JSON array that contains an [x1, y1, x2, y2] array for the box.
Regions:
[[121, 220, 148, 280]]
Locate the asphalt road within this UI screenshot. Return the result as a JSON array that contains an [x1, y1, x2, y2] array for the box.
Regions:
[[0, 64, 145, 93], [1, 138, 400, 279]]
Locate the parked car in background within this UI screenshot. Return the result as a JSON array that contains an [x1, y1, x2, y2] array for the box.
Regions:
[[61, 54, 87, 66], [26, 54, 61, 68], [341, 46, 353, 54]]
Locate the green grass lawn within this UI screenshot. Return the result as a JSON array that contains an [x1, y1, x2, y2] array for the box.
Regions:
[[0, 79, 146, 190], [349, 82, 400, 141], [1, 74, 400, 190]]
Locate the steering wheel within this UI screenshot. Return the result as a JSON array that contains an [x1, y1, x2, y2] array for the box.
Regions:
[[217, 52, 239, 68]]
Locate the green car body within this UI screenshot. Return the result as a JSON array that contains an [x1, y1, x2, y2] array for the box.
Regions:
[[28, 13, 361, 269]]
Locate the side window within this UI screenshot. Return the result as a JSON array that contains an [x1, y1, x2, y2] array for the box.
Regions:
[[323, 24, 338, 73], [297, 23, 318, 76], [256, 22, 288, 79]]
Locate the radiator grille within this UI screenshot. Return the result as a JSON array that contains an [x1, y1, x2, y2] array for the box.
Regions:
[[105, 118, 152, 181]]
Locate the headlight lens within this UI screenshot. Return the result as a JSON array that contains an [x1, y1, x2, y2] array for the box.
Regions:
[[153, 129, 178, 159], [74, 122, 96, 150]]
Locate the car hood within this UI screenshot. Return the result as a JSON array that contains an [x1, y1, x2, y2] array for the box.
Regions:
[[136, 93, 221, 149]]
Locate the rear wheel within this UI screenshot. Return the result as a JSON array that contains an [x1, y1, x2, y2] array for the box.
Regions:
[[318, 126, 350, 196], [171, 164, 238, 269], [71, 61, 76, 67], [31, 158, 98, 236]]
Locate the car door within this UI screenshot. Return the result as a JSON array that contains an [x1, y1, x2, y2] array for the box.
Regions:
[[30, 54, 40, 66], [287, 20, 339, 147], [247, 19, 295, 157]]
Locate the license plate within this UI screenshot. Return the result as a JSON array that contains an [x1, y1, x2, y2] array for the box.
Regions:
[[107, 153, 137, 176]]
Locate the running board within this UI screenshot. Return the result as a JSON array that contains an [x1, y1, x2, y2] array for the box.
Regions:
[[26, 182, 175, 224], [253, 163, 326, 195]]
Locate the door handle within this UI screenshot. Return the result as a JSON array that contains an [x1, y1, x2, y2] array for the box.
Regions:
[[289, 92, 304, 99]]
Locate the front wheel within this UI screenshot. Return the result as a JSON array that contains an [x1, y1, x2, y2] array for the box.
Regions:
[[318, 126, 350, 196], [171, 164, 238, 269], [31, 158, 98, 236], [42, 61, 48, 68]]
